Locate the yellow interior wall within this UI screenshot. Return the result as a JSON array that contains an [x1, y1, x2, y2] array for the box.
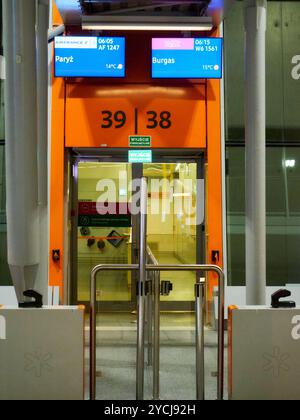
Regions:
[[146, 163, 197, 302], [77, 162, 199, 303], [77, 163, 131, 302]]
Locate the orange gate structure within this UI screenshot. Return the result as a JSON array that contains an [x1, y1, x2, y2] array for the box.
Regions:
[[49, 3, 223, 311]]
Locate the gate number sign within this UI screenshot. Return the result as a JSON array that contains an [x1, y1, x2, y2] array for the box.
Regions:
[[101, 109, 172, 135], [65, 84, 206, 149]]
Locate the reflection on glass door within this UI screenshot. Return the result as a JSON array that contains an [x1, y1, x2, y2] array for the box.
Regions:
[[75, 161, 139, 400], [75, 161, 201, 310], [143, 162, 203, 400], [76, 162, 133, 310], [73, 158, 205, 400], [144, 163, 198, 307]]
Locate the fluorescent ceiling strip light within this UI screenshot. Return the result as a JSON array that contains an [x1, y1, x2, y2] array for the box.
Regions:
[[82, 23, 213, 31], [82, 16, 213, 31]]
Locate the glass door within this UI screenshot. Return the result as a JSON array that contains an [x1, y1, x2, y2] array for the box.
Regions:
[[143, 161, 205, 400], [75, 161, 133, 311], [144, 162, 200, 308], [71, 154, 206, 400], [73, 160, 139, 400]]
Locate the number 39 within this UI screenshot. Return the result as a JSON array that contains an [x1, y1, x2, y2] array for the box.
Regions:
[[101, 111, 126, 129]]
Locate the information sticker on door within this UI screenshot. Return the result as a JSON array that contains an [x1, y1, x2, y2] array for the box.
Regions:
[[128, 150, 153, 163]]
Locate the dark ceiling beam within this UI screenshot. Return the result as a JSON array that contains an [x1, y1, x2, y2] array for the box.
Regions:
[[97, 2, 197, 16], [55, 0, 231, 25]]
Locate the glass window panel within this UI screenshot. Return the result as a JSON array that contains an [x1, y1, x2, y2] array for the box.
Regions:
[[77, 162, 132, 305], [225, 1, 300, 143], [266, 148, 286, 215], [0, 144, 12, 286], [227, 146, 300, 287]]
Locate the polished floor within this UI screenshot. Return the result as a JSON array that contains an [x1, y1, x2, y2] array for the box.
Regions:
[[84, 312, 228, 400]]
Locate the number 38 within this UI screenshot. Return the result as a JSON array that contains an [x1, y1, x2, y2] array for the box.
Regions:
[[146, 111, 172, 130]]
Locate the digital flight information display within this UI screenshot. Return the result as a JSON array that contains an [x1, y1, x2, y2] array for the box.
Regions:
[[54, 36, 125, 78], [152, 38, 222, 79]]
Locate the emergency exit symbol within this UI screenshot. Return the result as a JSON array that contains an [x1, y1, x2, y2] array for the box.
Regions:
[[263, 347, 290, 377], [24, 350, 54, 378]]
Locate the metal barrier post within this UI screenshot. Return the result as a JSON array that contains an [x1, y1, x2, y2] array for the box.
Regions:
[[145, 264, 225, 401], [90, 265, 97, 401], [136, 177, 148, 400], [195, 280, 205, 400], [147, 280, 153, 367], [153, 270, 160, 400], [89, 264, 138, 401], [217, 269, 225, 401], [146, 246, 160, 400], [89, 263, 225, 401]]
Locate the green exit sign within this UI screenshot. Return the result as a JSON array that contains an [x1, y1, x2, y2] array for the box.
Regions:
[[129, 136, 152, 147], [128, 150, 153, 164]]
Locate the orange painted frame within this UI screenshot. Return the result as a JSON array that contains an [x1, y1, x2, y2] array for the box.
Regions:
[[206, 77, 224, 299], [49, 9, 224, 302], [206, 26, 224, 300], [49, 76, 65, 291], [50, 81, 223, 299], [53, 1, 63, 26], [65, 84, 206, 149]]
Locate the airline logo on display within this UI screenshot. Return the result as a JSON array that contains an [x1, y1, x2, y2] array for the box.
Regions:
[[54, 36, 125, 78], [152, 38, 223, 79], [0, 315, 6, 340]]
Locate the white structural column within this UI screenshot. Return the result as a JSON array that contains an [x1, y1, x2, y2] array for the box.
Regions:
[[244, 0, 267, 305], [3, 0, 40, 302], [36, 0, 50, 300]]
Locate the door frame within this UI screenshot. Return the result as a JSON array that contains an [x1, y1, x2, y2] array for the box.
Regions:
[[69, 148, 206, 311]]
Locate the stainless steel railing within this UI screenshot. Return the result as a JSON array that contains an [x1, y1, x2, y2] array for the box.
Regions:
[[145, 247, 154, 367], [146, 246, 160, 400], [89, 263, 138, 402], [89, 263, 225, 401]]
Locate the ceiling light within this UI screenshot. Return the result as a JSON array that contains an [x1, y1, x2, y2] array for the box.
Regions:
[[82, 16, 213, 32], [285, 159, 296, 168], [173, 193, 192, 197]]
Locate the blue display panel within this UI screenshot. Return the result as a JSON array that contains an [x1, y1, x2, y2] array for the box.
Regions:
[[152, 38, 222, 79], [54, 36, 125, 78]]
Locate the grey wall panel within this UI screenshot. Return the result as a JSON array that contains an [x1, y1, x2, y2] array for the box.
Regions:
[[0, 307, 85, 400], [230, 307, 300, 400]]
